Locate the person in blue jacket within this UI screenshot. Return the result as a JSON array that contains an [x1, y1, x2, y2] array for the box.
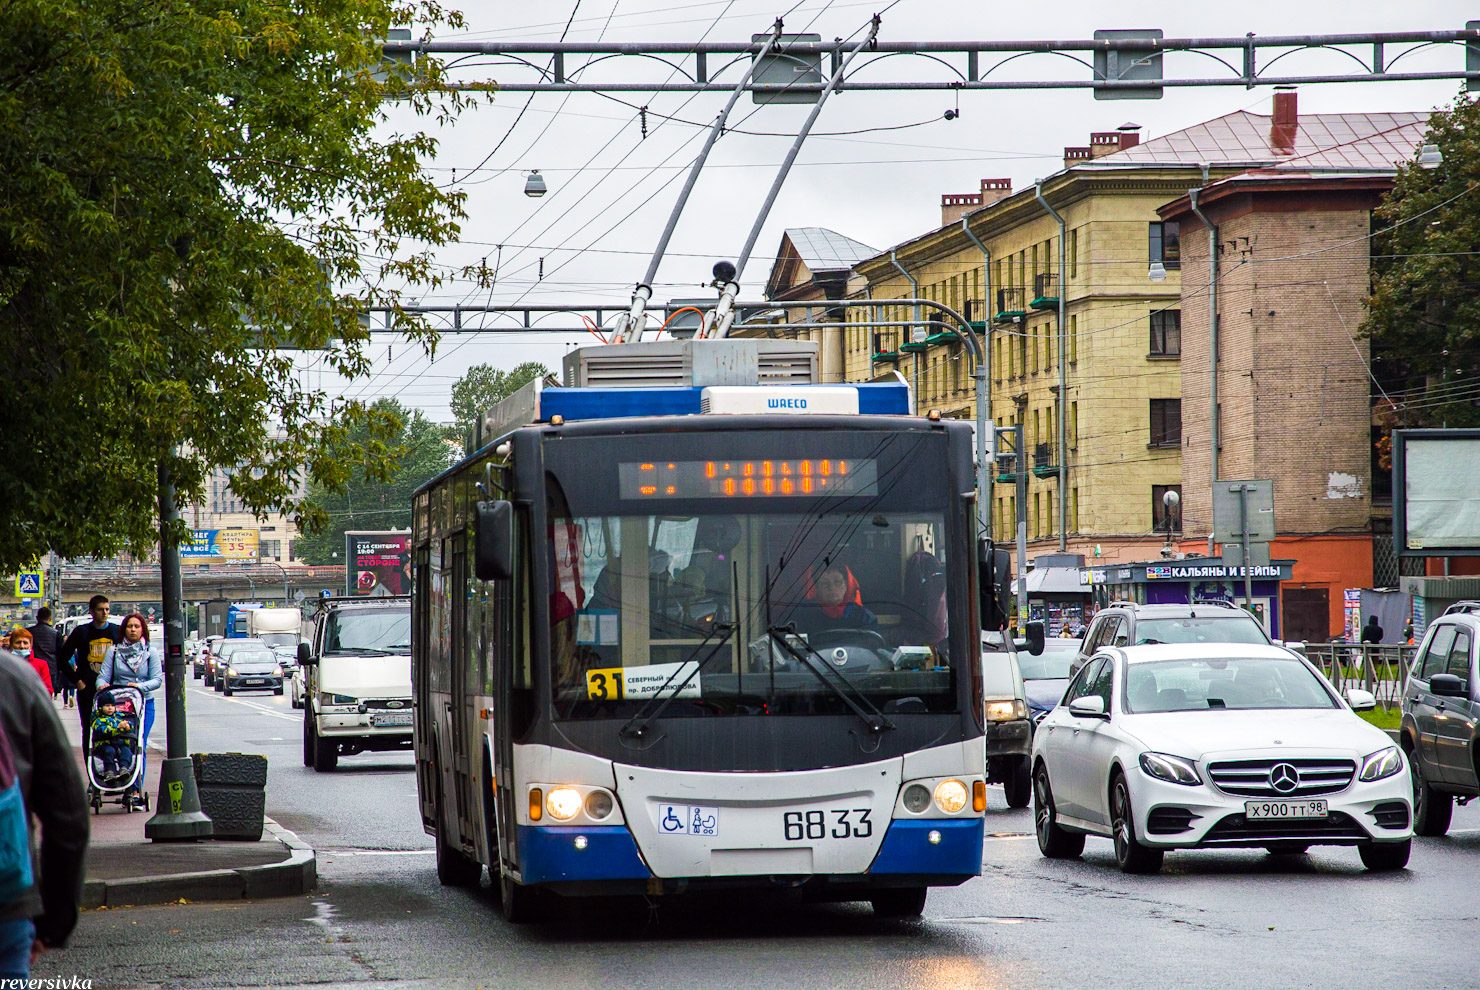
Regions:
[[96, 613, 162, 796]]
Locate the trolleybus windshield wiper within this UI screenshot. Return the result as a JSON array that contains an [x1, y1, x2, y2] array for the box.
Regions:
[[766, 624, 896, 737], [618, 621, 737, 742]]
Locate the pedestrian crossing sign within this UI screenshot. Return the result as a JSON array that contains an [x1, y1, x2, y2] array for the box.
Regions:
[[14, 571, 42, 597]]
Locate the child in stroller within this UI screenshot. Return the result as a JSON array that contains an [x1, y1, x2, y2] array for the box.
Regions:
[[87, 686, 149, 812]]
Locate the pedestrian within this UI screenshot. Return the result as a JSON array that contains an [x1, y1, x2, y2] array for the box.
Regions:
[[1403, 621, 1415, 646], [0, 638, 90, 984], [57, 595, 122, 754], [1360, 614, 1384, 646], [26, 609, 61, 702], [6, 630, 51, 694], [96, 613, 161, 795]]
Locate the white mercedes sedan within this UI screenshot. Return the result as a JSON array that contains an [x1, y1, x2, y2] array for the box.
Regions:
[[1030, 643, 1413, 873]]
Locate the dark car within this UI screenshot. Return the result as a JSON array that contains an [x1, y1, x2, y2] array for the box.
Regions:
[[1072, 600, 1274, 675], [1020, 637, 1081, 730], [211, 638, 269, 692], [218, 645, 285, 697], [1401, 601, 1480, 836]]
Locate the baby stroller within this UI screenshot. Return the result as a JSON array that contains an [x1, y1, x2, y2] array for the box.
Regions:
[[86, 686, 151, 814]]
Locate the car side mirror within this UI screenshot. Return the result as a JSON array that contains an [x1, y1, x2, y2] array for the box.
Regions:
[[1344, 687, 1377, 711], [297, 642, 314, 668], [1429, 672, 1468, 698], [1023, 620, 1045, 657], [977, 539, 1011, 633], [1068, 695, 1107, 718], [475, 500, 515, 581]]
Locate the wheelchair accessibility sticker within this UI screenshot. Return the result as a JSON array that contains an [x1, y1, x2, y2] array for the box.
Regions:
[[657, 803, 718, 836]]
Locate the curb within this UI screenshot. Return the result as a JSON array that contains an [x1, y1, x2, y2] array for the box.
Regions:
[[82, 817, 316, 909]]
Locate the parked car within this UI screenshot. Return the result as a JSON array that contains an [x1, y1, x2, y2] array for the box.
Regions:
[[1021, 637, 1082, 731], [1401, 601, 1480, 836], [212, 638, 268, 692], [1072, 601, 1276, 675], [1031, 643, 1412, 874], [217, 644, 285, 697]]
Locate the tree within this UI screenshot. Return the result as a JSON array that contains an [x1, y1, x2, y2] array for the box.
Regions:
[[0, 0, 480, 573], [450, 361, 550, 432], [292, 399, 454, 565], [1364, 91, 1480, 428]]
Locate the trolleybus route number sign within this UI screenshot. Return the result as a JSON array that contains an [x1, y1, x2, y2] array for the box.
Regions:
[[586, 662, 701, 701]]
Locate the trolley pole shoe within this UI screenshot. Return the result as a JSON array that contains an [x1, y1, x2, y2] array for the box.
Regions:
[[144, 757, 214, 840]]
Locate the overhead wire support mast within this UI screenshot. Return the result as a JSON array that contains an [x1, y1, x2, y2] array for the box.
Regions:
[[386, 29, 1480, 93], [613, 21, 785, 345]]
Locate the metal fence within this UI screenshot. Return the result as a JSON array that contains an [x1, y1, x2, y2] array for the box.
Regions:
[[1302, 643, 1416, 711]]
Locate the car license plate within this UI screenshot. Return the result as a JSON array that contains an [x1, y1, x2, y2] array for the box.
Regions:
[[372, 712, 412, 727], [245, 679, 266, 685], [1245, 799, 1327, 820]]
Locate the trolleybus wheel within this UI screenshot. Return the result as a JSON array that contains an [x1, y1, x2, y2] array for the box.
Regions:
[[869, 887, 927, 917], [433, 767, 481, 888]]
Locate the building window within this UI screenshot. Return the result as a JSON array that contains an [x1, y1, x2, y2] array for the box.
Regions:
[[1071, 486, 1079, 532], [1150, 309, 1181, 356], [1149, 221, 1181, 270], [1149, 399, 1181, 447], [1068, 228, 1078, 279], [1070, 401, 1079, 449], [1153, 484, 1182, 534], [260, 540, 281, 559], [1069, 314, 1078, 363]]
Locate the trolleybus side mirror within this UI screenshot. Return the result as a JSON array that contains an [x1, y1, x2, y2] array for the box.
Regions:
[[297, 642, 313, 667], [978, 539, 1012, 633], [1023, 620, 1045, 657], [475, 500, 515, 581]]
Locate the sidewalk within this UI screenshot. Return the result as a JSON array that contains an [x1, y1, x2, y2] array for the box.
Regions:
[[57, 697, 316, 907]]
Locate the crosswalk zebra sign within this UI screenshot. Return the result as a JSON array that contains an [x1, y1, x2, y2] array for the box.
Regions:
[[14, 571, 42, 597]]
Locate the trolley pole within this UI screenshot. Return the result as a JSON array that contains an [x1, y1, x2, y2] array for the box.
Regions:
[[145, 455, 213, 840]]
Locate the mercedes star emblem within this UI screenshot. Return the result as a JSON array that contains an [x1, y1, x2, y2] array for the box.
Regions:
[[1268, 763, 1299, 793]]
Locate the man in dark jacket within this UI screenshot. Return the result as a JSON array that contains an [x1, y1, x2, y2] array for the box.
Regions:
[[26, 609, 60, 698], [1360, 615, 1384, 645], [58, 595, 122, 751], [0, 648, 89, 976]]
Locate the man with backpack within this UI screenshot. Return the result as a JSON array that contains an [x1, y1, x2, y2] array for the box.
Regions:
[[0, 640, 89, 983]]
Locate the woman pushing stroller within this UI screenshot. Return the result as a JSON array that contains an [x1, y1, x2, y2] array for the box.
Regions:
[[95, 613, 161, 799]]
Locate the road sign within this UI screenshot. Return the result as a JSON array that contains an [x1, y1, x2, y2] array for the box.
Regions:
[[14, 571, 43, 597], [1221, 543, 1271, 567], [1213, 480, 1276, 544], [1093, 29, 1164, 101]]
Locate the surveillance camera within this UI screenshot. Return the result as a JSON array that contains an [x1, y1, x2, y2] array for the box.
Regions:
[[712, 260, 737, 283]]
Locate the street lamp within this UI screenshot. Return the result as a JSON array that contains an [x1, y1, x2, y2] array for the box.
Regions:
[[1147, 261, 1168, 283], [1160, 488, 1181, 558], [1417, 144, 1442, 170], [524, 170, 547, 197]]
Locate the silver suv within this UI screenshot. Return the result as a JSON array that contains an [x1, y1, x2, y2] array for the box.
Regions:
[[1072, 600, 1274, 675], [1401, 601, 1480, 837]]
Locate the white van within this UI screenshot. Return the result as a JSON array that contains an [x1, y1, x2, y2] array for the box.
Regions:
[[300, 597, 413, 772]]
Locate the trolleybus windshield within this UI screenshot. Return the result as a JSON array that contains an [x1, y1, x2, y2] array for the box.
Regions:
[[544, 431, 962, 720]]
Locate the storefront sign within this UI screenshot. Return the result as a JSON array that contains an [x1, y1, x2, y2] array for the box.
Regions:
[[1146, 564, 1281, 579]]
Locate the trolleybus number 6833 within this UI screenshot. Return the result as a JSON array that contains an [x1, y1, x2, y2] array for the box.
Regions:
[[783, 809, 873, 841]]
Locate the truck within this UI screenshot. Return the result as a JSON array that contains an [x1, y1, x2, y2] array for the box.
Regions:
[[297, 596, 414, 772], [245, 607, 303, 655]]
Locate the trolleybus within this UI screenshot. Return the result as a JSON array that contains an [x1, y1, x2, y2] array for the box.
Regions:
[[412, 375, 991, 920]]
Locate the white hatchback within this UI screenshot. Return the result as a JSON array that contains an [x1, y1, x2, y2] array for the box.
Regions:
[[1030, 643, 1413, 873]]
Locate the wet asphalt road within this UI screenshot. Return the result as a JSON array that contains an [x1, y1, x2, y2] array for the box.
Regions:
[[38, 684, 1480, 989]]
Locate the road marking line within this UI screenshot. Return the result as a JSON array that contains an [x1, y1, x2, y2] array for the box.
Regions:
[[320, 849, 435, 856]]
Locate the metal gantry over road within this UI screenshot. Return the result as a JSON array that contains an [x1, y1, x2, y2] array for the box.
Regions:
[[387, 28, 1480, 96]]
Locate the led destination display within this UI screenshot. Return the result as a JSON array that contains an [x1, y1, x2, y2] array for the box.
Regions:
[[618, 458, 879, 499]]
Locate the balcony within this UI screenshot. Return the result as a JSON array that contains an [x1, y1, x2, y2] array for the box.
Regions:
[[993, 287, 1026, 324], [1032, 442, 1059, 479], [1030, 272, 1059, 311]]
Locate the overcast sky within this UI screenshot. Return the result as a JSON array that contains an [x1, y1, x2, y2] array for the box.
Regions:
[[309, 0, 1474, 421]]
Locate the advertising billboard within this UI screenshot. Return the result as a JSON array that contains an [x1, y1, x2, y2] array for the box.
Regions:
[[345, 531, 412, 596], [1393, 429, 1480, 557], [182, 529, 259, 562]]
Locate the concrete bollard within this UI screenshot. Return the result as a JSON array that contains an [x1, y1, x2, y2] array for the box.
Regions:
[[191, 753, 267, 841]]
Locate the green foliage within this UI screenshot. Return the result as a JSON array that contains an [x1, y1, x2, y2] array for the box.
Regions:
[[1364, 92, 1480, 428], [292, 398, 454, 565], [449, 361, 550, 430], [0, 0, 483, 573]]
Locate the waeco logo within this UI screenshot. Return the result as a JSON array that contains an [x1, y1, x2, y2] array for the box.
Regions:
[[767, 398, 807, 409]]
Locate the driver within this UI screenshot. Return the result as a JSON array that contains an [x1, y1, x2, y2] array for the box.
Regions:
[[791, 565, 878, 637]]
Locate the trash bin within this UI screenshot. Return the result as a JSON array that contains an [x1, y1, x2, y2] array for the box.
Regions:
[[191, 753, 267, 841]]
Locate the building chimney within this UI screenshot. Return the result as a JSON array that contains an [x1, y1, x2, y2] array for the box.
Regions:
[[1271, 86, 1297, 154], [1117, 122, 1142, 151], [1063, 146, 1091, 168], [940, 179, 1013, 225], [1089, 132, 1122, 158]]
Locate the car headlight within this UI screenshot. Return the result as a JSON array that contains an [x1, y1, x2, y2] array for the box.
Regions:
[[933, 779, 969, 814], [985, 699, 1027, 722], [319, 692, 357, 707], [1359, 746, 1403, 782], [546, 787, 582, 821], [227, 667, 237, 676], [274, 666, 283, 676], [1139, 752, 1202, 786]]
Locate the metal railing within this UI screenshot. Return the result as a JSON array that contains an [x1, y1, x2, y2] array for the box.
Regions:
[[1302, 643, 1417, 711]]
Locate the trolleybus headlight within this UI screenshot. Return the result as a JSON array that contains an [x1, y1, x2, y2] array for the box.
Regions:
[[933, 779, 968, 814], [584, 789, 615, 820], [547, 787, 582, 821], [902, 783, 931, 814]]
